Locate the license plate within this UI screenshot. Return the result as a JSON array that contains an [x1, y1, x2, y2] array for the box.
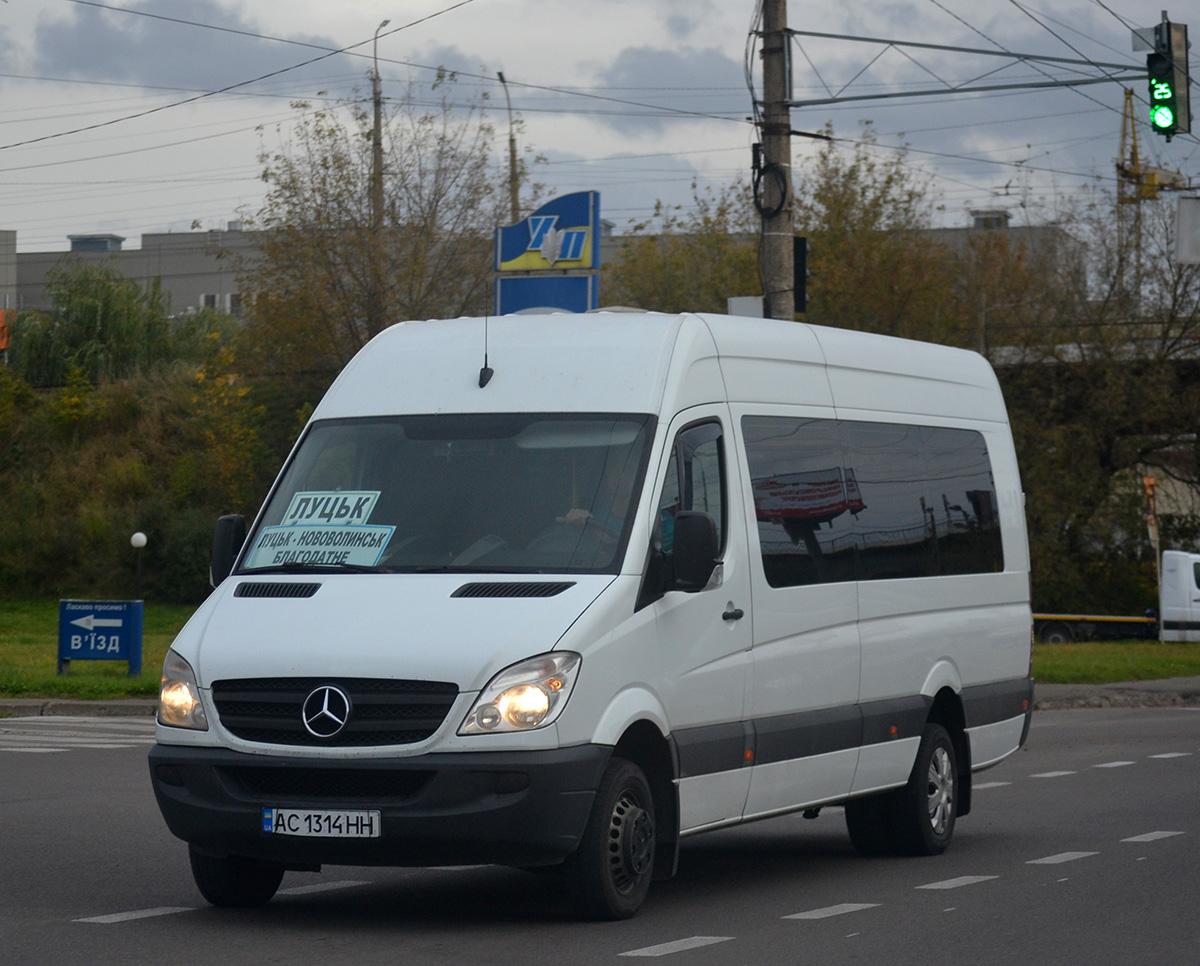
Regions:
[[262, 808, 381, 838]]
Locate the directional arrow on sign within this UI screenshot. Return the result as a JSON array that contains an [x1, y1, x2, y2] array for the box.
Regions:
[[70, 614, 124, 631]]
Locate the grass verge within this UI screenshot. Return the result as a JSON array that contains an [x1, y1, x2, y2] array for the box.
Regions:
[[0, 598, 194, 699], [1032, 640, 1200, 684], [5, 598, 1200, 698]]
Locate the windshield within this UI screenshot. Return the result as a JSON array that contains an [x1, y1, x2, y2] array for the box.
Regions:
[[238, 413, 655, 575]]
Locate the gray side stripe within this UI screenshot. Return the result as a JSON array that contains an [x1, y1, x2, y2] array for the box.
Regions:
[[673, 676, 1030, 779]]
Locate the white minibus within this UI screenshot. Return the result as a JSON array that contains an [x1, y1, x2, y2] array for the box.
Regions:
[[149, 312, 1033, 919]]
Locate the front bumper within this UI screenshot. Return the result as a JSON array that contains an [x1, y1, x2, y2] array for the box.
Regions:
[[148, 742, 611, 869]]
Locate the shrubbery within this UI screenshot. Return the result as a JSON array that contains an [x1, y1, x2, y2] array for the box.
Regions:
[[1, 264, 326, 604]]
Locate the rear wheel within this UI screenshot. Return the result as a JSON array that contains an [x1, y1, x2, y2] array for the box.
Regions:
[[565, 756, 656, 920], [189, 846, 284, 908], [892, 723, 958, 856]]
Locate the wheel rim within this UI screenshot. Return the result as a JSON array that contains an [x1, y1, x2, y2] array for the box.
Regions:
[[607, 790, 654, 895], [926, 745, 954, 835]]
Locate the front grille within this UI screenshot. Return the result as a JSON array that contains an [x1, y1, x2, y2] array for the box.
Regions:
[[452, 581, 575, 598], [219, 765, 434, 802], [212, 677, 458, 747]]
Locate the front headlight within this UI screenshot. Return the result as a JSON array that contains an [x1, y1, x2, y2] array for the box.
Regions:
[[459, 652, 581, 735], [157, 649, 209, 731]]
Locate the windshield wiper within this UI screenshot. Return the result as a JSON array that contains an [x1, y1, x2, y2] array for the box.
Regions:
[[238, 561, 380, 575]]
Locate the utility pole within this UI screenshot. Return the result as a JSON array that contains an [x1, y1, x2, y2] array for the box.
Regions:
[[368, 19, 390, 336], [759, 0, 794, 320], [497, 72, 520, 224]]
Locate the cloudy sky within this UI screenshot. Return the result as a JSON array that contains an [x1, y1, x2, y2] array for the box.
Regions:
[[0, 0, 1195, 252]]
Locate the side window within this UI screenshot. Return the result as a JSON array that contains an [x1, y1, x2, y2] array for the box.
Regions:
[[845, 422, 1001, 579], [656, 421, 726, 555], [742, 416, 857, 587], [840, 421, 933, 581], [743, 415, 1003, 589]]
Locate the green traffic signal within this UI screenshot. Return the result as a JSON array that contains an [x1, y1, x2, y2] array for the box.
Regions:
[[1145, 20, 1190, 139]]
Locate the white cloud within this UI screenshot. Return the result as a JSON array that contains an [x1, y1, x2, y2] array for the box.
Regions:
[[0, 0, 1182, 250]]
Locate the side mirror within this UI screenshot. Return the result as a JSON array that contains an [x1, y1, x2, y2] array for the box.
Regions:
[[671, 511, 718, 591], [211, 514, 247, 587]]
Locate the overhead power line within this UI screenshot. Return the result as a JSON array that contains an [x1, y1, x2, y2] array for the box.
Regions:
[[0, 0, 483, 152]]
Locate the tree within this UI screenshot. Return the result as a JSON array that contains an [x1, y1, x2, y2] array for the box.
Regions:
[[10, 260, 172, 387], [792, 125, 966, 344], [8, 259, 235, 389], [235, 74, 513, 375], [603, 181, 759, 313], [996, 188, 1200, 612]]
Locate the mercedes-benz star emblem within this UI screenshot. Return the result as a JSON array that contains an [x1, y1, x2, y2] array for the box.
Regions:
[[302, 685, 352, 738]]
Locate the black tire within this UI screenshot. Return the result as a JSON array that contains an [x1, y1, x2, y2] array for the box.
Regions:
[[1039, 622, 1073, 644], [564, 757, 656, 920], [189, 846, 284, 908], [891, 723, 958, 856], [844, 793, 896, 856]]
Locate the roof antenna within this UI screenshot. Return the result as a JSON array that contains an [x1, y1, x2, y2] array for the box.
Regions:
[[478, 314, 494, 388]]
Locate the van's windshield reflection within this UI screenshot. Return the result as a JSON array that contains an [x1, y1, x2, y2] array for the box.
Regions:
[[238, 413, 655, 576]]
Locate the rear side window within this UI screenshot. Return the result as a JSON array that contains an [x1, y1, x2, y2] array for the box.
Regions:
[[742, 416, 1003, 588]]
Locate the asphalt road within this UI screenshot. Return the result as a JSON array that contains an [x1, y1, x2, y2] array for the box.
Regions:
[[2, 707, 1198, 965]]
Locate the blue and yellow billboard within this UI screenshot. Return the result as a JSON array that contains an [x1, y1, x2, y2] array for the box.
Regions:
[[494, 191, 600, 272]]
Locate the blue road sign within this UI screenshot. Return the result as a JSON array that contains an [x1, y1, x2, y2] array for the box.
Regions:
[[495, 274, 598, 314], [57, 600, 144, 676]]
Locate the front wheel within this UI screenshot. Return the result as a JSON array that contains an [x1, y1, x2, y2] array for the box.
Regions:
[[189, 846, 284, 908], [564, 757, 656, 920], [892, 723, 958, 856]]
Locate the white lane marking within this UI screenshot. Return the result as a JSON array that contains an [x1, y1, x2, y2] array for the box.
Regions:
[[619, 937, 735, 957], [0, 741, 144, 749], [0, 739, 157, 744], [1027, 851, 1099, 865], [1, 721, 155, 732], [1122, 831, 1185, 843], [1, 748, 70, 754], [973, 781, 1011, 790], [277, 880, 370, 896], [1093, 761, 1135, 769], [1030, 771, 1076, 778], [1149, 752, 1191, 758], [916, 876, 998, 890], [784, 903, 880, 920], [74, 907, 194, 924]]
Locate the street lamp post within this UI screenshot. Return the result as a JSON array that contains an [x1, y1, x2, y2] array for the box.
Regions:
[[368, 18, 390, 336], [497, 71, 519, 224]]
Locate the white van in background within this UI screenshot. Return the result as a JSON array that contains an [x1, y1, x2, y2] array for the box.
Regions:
[[149, 312, 1033, 920], [1161, 550, 1200, 641]]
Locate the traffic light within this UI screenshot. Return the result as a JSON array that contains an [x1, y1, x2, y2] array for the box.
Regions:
[[793, 236, 809, 313], [1147, 19, 1190, 140]]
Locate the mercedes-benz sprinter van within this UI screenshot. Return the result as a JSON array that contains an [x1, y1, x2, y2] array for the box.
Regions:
[[149, 312, 1033, 920]]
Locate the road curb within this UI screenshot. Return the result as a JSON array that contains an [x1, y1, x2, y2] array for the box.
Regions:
[[1034, 676, 1200, 711], [0, 698, 158, 718]]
